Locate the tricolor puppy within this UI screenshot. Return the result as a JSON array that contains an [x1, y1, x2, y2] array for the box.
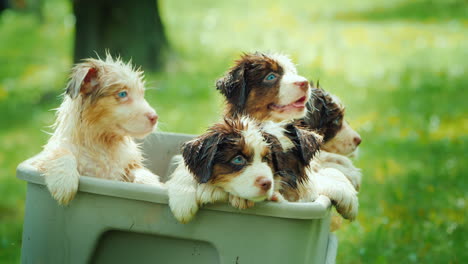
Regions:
[[264, 122, 358, 220], [216, 52, 311, 122], [300, 85, 361, 156], [33, 55, 161, 205], [298, 85, 363, 191], [261, 122, 322, 202], [167, 117, 276, 223]]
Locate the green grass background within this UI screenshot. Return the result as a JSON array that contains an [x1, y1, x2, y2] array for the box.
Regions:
[[1, 0, 467, 263]]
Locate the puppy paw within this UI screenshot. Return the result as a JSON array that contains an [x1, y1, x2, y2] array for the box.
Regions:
[[45, 170, 80, 205], [316, 168, 359, 220], [133, 168, 164, 187], [333, 192, 359, 221], [43, 153, 80, 205], [269, 192, 287, 202], [168, 189, 199, 224], [229, 195, 255, 209]]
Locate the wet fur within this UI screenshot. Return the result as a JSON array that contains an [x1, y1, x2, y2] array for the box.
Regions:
[[32, 55, 161, 205]]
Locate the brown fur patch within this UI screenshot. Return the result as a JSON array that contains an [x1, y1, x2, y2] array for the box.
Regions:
[[217, 53, 284, 121], [123, 161, 141, 182]]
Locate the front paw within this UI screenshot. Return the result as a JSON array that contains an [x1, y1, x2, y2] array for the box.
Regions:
[[269, 192, 287, 202], [229, 195, 255, 209], [316, 168, 359, 220], [333, 192, 358, 221], [169, 195, 199, 224], [45, 171, 79, 205]]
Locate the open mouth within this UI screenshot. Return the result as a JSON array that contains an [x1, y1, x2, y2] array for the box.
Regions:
[[268, 96, 307, 111]]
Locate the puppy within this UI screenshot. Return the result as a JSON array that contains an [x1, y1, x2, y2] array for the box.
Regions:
[[215, 53, 358, 219], [300, 85, 361, 155], [32, 55, 161, 205], [216, 52, 311, 122], [167, 117, 276, 223], [298, 85, 362, 190], [261, 121, 322, 202]]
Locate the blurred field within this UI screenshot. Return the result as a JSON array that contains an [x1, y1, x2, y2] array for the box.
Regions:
[[1, 0, 467, 263]]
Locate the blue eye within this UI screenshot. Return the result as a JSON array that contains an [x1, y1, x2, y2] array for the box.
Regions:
[[118, 91, 128, 98], [333, 118, 342, 125], [231, 155, 246, 166], [265, 73, 276, 81]]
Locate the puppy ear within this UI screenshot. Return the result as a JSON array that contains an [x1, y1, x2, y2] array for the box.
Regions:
[[182, 132, 221, 183], [261, 132, 282, 172], [66, 65, 99, 99], [285, 124, 323, 165], [216, 63, 247, 111]]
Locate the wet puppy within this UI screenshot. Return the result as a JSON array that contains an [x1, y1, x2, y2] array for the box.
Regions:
[[167, 117, 276, 223], [33, 55, 161, 205], [216, 52, 311, 122]]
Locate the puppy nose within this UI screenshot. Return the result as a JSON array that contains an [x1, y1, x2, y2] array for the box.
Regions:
[[354, 136, 362, 146], [255, 177, 272, 191], [293, 81, 309, 92], [145, 112, 158, 125]]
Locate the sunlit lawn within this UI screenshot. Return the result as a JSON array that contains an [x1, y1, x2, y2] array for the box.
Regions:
[[1, 0, 467, 263]]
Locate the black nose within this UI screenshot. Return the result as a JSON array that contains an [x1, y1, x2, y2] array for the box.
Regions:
[[354, 136, 362, 146]]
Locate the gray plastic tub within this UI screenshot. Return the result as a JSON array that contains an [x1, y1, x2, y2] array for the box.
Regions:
[[16, 132, 335, 264]]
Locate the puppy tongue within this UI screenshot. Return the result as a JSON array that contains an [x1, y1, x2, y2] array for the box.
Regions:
[[292, 96, 306, 108]]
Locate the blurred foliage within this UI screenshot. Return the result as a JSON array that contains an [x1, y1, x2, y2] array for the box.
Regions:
[[0, 0, 467, 263]]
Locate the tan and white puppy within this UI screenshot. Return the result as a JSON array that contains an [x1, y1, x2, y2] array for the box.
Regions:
[[216, 52, 311, 122], [167, 117, 276, 223], [33, 55, 161, 205]]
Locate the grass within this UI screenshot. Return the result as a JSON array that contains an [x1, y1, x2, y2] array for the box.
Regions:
[[1, 0, 467, 263]]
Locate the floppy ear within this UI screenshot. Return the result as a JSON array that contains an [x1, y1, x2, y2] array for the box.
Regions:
[[261, 132, 283, 172], [182, 132, 221, 183], [216, 63, 247, 111], [300, 87, 326, 130], [66, 65, 99, 99], [285, 124, 323, 165]]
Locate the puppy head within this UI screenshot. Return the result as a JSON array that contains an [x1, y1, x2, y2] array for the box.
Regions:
[[262, 122, 322, 191], [216, 52, 311, 122], [66, 54, 158, 139], [182, 117, 275, 201], [300, 86, 361, 155]]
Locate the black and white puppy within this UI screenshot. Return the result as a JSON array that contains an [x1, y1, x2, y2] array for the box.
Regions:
[[167, 117, 323, 223], [216, 52, 311, 122]]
